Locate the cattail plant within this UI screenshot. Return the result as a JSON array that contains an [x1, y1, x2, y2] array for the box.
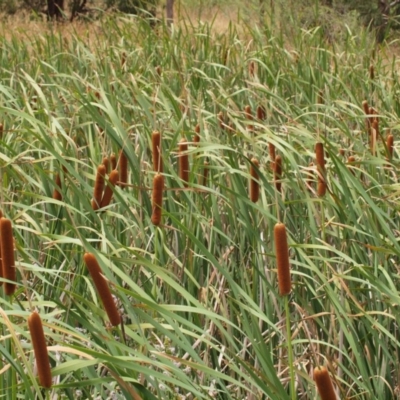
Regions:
[[257, 105, 266, 121], [178, 138, 189, 187], [100, 170, 119, 208], [244, 105, 253, 131], [91, 165, 106, 211], [217, 111, 225, 130], [0, 218, 16, 295], [156, 65, 162, 76], [313, 366, 337, 400], [347, 155, 356, 175], [151, 173, 164, 226], [387, 133, 394, 160], [274, 155, 282, 192], [339, 148, 345, 156], [53, 173, 62, 201], [28, 312, 52, 388], [0, 123, 4, 139], [102, 156, 110, 173], [274, 223, 291, 296], [369, 64, 375, 80], [269, 143, 276, 170], [248, 60, 255, 77], [362, 100, 371, 137], [118, 150, 128, 188], [193, 124, 200, 145], [110, 153, 117, 171], [83, 253, 121, 326], [249, 158, 260, 203], [152, 130, 163, 173], [315, 143, 326, 197]]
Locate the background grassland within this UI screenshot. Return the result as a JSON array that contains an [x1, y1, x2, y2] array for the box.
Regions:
[[0, 8, 399, 400]]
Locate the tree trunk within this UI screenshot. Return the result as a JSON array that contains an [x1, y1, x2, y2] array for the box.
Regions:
[[166, 0, 174, 28]]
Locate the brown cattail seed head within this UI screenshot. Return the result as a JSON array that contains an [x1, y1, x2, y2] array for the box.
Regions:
[[193, 124, 200, 144], [248, 60, 255, 77], [102, 157, 109, 173], [249, 158, 260, 203], [0, 210, 3, 284], [53, 173, 62, 201], [156, 65, 162, 76], [313, 366, 337, 400], [274, 155, 282, 192], [83, 253, 121, 326], [110, 153, 117, 171], [315, 143, 326, 197], [269, 143, 276, 170], [0, 218, 15, 295], [387, 134, 394, 160], [339, 148, 345, 156], [347, 156, 356, 175], [274, 223, 291, 296], [0, 123, 4, 139], [100, 170, 119, 208], [217, 112, 225, 130], [179, 138, 189, 187], [369, 64, 375, 80], [91, 165, 106, 211], [257, 105, 266, 121], [121, 51, 126, 67], [28, 312, 52, 388], [118, 150, 128, 188], [152, 131, 163, 173], [151, 173, 164, 226], [244, 105, 253, 131]]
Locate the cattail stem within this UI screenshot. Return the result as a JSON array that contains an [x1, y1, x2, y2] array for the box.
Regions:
[[285, 296, 296, 400], [193, 124, 200, 145], [249, 158, 259, 203], [0, 218, 15, 295], [244, 105, 253, 131], [387, 134, 394, 160], [151, 173, 164, 226], [202, 160, 209, 187], [313, 366, 337, 400], [28, 312, 52, 388], [178, 138, 189, 187], [152, 131, 163, 173], [91, 165, 106, 211], [100, 170, 119, 208], [83, 253, 121, 326]]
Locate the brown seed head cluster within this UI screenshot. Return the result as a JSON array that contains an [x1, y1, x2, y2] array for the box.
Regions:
[[179, 138, 189, 187], [118, 150, 128, 188], [249, 158, 260, 203], [83, 253, 121, 326], [151, 173, 164, 226], [313, 366, 337, 400], [274, 223, 291, 296], [0, 218, 15, 295], [274, 155, 282, 192], [100, 170, 119, 208], [315, 142, 326, 197], [91, 165, 106, 210], [152, 130, 163, 173], [28, 312, 52, 388]]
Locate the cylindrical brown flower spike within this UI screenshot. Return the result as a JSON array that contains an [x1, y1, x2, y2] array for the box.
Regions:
[[91, 165, 106, 211], [102, 157, 110, 173], [53, 173, 62, 201], [151, 173, 164, 226], [274, 223, 291, 296], [313, 366, 337, 400], [0, 211, 3, 285], [28, 312, 52, 388], [83, 253, 121, 326], [100, 170, 119, 208], [315, 143, 326, 197], [244, 105, 253, 131], [249, 158, 260, 203], [387, 134, 394, 160], [274, 155, 282, 192], [269, 143, 276, 170], [110, 153, 117, 171], [257, 105, 266, 121], [152, 130, 163, 173], [179, 138, 189, 187], [193, 124, 200, 145], [118, 150, 128, 188], [0, 218, 15, 295]]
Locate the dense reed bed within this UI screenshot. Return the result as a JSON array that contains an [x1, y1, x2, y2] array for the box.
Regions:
[[0, 11, 398, 400]]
